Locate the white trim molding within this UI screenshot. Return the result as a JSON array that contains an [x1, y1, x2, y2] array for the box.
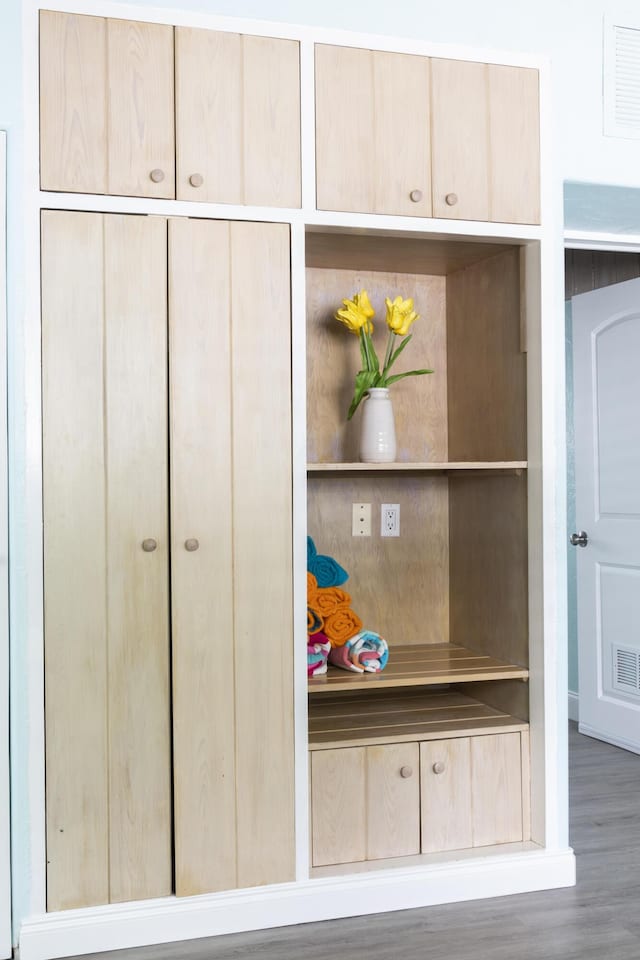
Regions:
[[568, 691, 579, 723], [578, 722, 640, 756], [19, 848, 576, 960]]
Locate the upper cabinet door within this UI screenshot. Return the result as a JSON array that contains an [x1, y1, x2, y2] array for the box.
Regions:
[[315, 45, 432, 217], [175, 28, 301, 206], [40, 12, 175, 198], [431, 58, 540, 224], [107, 19, 175, 199]]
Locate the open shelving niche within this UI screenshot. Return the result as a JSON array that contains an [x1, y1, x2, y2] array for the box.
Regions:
[[305, 224, 536, 761]]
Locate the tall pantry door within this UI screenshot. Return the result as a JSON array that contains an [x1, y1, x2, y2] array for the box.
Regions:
[[41, 210, 172, 910], [170, 218, 295, 895]]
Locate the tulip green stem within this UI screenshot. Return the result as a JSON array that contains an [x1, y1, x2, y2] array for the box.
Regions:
[[381, 330, 395, 378]]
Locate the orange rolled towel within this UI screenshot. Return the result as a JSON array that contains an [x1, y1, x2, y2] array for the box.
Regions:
[[314, 586, 351, 619], [307, 571, 319, 606], [323, 607, 363, 647], [308, 606, 324, 635]]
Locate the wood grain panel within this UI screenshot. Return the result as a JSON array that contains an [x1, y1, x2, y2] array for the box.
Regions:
[[311, 749, 366, 866], [307, 475, 449, 646], [315, 44, 375, 213], [306, 267, 447, 463], [420, 738, 472, 853], [471, 733, 523, 846], [175, 28, 242, 203], [243, 35, 301, 207], [231, 221, 295, 887], [42, 210, 109, 910], [39, 12, 107, 194], [107, 19, 174, 198], [373, 52, 431, 217], [169, 218, 236, 896], [488, 65, 540, 225], [449, 474, 528, 668], [447, 247, 526, 462], [104, 214, 172, 902], [431, 59, 489, 221], [366, 743, 420, 859]]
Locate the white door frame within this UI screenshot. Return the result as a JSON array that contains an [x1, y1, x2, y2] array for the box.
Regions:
[[564, 227, 640, 734], [0, 130, 12, 960]]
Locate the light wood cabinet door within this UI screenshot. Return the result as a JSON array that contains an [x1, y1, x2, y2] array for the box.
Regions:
[[367, 744, 420, 860], [315, 44, 432, 217], [40, 12, 175, 197], [431, 58, 540, 224], [175, 28, 301, 206], [471, 733, 524, 846], [42, 211, 172, 910], [420, 738, 473, 853], [312, 748, 366, 866]]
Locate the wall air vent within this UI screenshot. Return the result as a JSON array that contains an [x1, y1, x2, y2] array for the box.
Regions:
[[605, 17, 640, 139], [613, 644, 640, 698]]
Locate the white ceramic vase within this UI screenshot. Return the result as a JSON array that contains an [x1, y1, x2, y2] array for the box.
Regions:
[[359, 387, 397, 463]]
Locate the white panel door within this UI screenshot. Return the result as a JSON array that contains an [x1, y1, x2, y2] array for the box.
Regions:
[[0, 131, 11, 960], [573, 278, 640, 753]]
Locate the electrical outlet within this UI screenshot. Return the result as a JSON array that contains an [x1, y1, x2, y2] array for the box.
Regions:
[[381, 503, 400, 537], [352, 502, 371, 537]]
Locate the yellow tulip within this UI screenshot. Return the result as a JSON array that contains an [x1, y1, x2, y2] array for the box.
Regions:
[[335, 289, 375, 334], [385, 295, 419, 337]]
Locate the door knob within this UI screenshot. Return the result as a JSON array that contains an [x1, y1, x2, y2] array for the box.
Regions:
[[445, 193, 458, 206], [570, 531, 589, 548], [409, 189, 423, 203], [184, 538, 200, 552], [149, 168, 165, 183], [189, 173, 204, 187], [142, 538, 157, 552], [400, 765, 413, 779], [432, 761, 446, 775]]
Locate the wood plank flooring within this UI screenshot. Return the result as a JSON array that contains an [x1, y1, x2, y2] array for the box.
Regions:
[[76, 724, 640, 960]]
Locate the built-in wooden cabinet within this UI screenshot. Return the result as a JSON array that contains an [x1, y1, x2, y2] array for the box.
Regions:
[[39, 12, 301, 207], [41, 211, 294, 908], [315, 44, 540, 224]]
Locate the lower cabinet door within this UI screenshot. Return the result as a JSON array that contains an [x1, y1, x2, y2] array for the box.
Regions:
[[471, 733, 524, 846], [366, 743, 420, 860], [420, 738, 473, 853]]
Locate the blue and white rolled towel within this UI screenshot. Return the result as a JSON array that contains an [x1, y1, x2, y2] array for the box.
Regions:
[[328, 630, 389, 674]]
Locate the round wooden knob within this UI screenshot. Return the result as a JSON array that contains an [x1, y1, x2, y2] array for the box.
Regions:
[[142, 539, 157, 552], [432, 761, 446, 775], [445, 192, 458, 206], [149, 169, 165, 183], [409, 189, 423, 203], [185, 538, 200, 552], [400, 765, 413, 779], [189, 173, 204, 188]]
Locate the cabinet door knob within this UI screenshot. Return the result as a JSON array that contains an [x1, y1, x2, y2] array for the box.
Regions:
[[432, 761, 446, 775], [150, 169, 165, 183], [184, 538, 200, 552], [445, 192, 458, 206], [409, 189, 423, 203], [142, 538, 157, 552], [400, 765, 413, 779], [189, 173, 204, 188]]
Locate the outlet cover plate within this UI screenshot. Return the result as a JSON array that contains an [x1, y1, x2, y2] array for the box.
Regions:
[[381, 503, 400, 537]]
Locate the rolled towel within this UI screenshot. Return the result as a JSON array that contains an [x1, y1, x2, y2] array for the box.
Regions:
[[307, 606, 324, 635], [307, 536, 348, 588], [323, 607, 363, 647], [307, 633, 331, 677], [329, 631, 389, 673], [314, 586, 351, 619], [328, 644, 364, 673], [307, 571, 319, 606]]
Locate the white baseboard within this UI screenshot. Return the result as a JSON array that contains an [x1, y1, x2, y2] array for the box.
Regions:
[[568, 690, 579, 722], [19, 848, 576, 960], [578, 721, 640, 756]]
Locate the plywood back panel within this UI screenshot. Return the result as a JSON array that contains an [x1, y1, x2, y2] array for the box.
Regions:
[[449, 474, 528, 668], [306, 267, 447, 463], [307, 475, 449, 646], [446, 247, 526, 462], [169, 218, 236, 896]]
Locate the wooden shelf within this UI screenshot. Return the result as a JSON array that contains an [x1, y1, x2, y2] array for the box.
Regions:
[[308, 643, 529, 694], [307, 461, 527, 474], [309, 689, 528, 750]]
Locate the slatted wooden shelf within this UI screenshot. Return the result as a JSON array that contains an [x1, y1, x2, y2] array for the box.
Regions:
[[307, 461, 527, 474], [308, 643, 529, 694], [308, 690, 528, 750]]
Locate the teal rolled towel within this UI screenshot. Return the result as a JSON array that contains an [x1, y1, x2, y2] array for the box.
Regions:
[[307, 536, 349, 588]]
